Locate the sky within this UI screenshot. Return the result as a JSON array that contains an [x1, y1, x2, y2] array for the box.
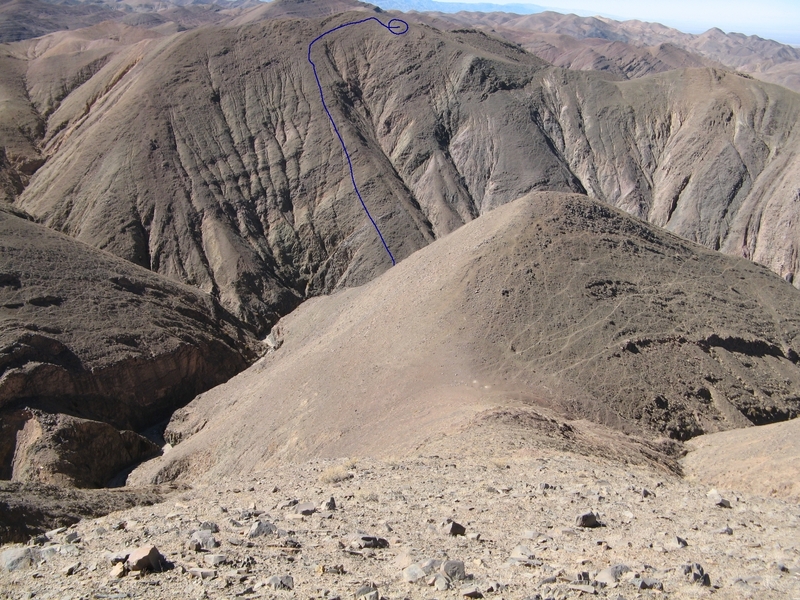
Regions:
[[445, 0, 800, 45]]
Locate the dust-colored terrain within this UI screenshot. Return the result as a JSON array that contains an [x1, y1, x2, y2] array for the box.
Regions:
[[413, 10, 800, 93], [3, 2, 800, 339], [0, 2, 799, 592], [130, 193, 800, 486], [0, 205, 262, 487]]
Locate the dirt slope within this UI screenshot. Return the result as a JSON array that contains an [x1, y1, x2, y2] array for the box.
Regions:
[[682, 417, 800, 502], [0, 205, 262, 487], [130, 192, 800, 485]]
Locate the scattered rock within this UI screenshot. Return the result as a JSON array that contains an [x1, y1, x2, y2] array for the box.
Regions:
[[707, 489, 731, 508], [684, 563, 711, 586], [347, 534, 389, 549], [1, 547, 40, 571], [188, 567, 216, 579], [576, 512, 600, 528], [109, 562, 126, 579], [440, 519, 467, 536], [355, 584, 379, 599], [595, 564, 629, 585], [461, 584, 483, 598], [199, 521, 219, 533], [248, 521, 277, 538], [441, 559, 466, 581], [293, 502, 317, 516], [635, 578, 663, 590], [267, 574, 294, 590], [569, 584, 597, 594], [717, 525, 733, 535], [126, 545, 167, 572], [402, 563, 427, 583], [189, 529, 219, 550], [204, 554, 228, 566], [323, 497, 336, 511]]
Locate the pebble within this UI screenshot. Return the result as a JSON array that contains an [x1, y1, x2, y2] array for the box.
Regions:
[[125, 545, 166, 572], [576, 511, 600, 528], [461, 584, 483, 598], [247, 520, 277, 538], [266, 574, 294, 590], [1, 548, 40, 572], [189, 529, 219, 550]]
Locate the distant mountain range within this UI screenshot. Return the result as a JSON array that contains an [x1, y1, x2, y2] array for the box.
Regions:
[[374, 1, 546, 14]]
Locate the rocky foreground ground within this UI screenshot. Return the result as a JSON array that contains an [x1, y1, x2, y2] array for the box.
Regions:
[[1, 442, 797, 600]]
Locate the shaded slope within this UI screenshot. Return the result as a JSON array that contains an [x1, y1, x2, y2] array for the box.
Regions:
[[12, 11, 800, 337], [131, 192, 800, 484], [0, 205, 262, 486]]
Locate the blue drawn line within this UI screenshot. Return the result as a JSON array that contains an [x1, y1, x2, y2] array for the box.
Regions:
[[308, 17, 409, 266]]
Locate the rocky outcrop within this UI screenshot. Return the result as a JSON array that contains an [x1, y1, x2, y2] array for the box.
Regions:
[[0, 205, 262, 486]]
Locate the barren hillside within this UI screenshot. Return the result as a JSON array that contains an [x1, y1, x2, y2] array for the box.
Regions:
[[4, 5, 800, 339], [131, 192, 800, 485]]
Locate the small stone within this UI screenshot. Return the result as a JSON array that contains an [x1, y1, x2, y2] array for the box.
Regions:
[[108, 551, 129, 565], [62, 562, 80, 576], [636, 578, 663, 590], [429, 573, 449, 591], [199, 521, 219, 533], [419, 558, 443, 575], [30, 535, 48, 546], [294, 502, 317, 516], [441, 559, 466, 581], [461, 584, 483, 598], [718, 526, 733, 535], [45, 527, 67, 539], [276, 499, 298, 510], [109, 563, 126, 578], [126, 545, 166, 572], [190, 529, 219, 550], [510, 545, 535, 560], [1, 547, 40, 572], [348, 534, 389, 549], [675, 536, 688, 548], [641, 488, 653, 498], [188, 567, 216, 579], [248, 520, 277, 538], [64, 532, 80, 544], [595, 564, 629, 585], [684, 563, 711, 586], [484, 581, 504, 593], [205, 554, 228, 566], [441, 520, 466, 536], [467, 532, 481, 541], [323, 497, 336, 511], [355, 584, 379, 599], [576, 512, 600, 528], [569, 584, 597, 594], [267, 574, 294, 590], [707, 489, 731, 508], [403, 563, 427, 583]]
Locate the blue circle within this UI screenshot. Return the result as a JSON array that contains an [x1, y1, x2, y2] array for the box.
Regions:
[[387, 18, 409, 35]]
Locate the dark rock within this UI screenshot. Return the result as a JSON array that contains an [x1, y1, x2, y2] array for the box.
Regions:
[[267, 574, 294, 590], [576, 511, 600, 528]]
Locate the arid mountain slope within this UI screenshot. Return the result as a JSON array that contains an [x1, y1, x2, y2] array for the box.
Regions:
[[131, 193, 800, 485], [0, 205, 262, 487], [682, 417, 800, 503], [413, 10, 800, 92], [8, 9, 800, 336]]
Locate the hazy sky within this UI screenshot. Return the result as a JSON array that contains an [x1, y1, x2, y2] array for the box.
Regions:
[[451, 0, 800, 44]]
